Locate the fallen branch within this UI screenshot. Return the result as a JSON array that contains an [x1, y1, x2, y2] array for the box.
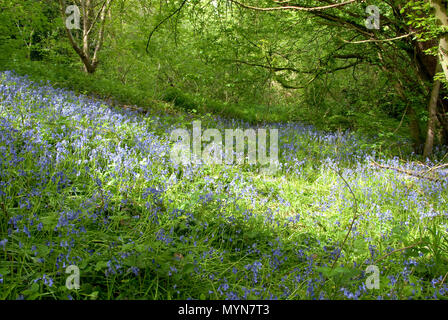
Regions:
[[370, 160, 447, 182]]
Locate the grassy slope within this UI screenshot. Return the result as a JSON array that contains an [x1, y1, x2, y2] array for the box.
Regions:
[[0, 58, 416, 158], [0, 69, 448, 300]]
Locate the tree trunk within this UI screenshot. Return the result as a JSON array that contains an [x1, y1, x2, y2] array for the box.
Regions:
[[431, 0, 448, 83], [82, 0, 92, 73], [375, 49, 424, 152], [423, 61, 443, 157], [59, 0, 112, 74], [436, 106, 448, 144]]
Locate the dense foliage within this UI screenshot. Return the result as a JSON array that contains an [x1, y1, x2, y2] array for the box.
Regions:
[[0, 0, 447, 300]]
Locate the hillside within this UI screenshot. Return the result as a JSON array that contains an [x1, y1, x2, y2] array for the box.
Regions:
[[1, 71, 447, 300]]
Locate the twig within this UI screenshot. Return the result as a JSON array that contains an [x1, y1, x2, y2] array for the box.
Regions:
[[373, 242, 422, 264], [145, 0, 188, 53], [440, 271, 448, 288], [329, 166, 359, 270], [391, 105, 408, 135]]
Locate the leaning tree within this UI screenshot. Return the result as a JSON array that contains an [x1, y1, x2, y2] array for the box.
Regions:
[[226, 0, 448, 155], [58, 0, 114, 73]]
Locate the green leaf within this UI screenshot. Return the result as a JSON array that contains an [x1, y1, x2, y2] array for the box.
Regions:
[[95, 261, 108, 272], [182, 263, 195, 275], [31, 282, 39, 292], [89, 291, 99, 300]]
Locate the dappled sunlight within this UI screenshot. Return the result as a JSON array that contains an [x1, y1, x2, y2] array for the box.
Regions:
[[1, 71, 447, 300]]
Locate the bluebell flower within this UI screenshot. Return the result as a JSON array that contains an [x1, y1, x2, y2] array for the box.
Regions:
[[0, 239, 7, 249]]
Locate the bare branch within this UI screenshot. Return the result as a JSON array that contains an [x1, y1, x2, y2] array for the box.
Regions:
[[343, 33, 415, 44], [229, 0, 358, 12], [92, 0, 113, 67], [229, 59, 360, 74], [85, 0, 109, 36], [58, 0, 89, 64], [145, 0, 188, 53]]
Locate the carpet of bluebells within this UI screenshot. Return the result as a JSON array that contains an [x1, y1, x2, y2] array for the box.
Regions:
[[1, 70, 448, 300]]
